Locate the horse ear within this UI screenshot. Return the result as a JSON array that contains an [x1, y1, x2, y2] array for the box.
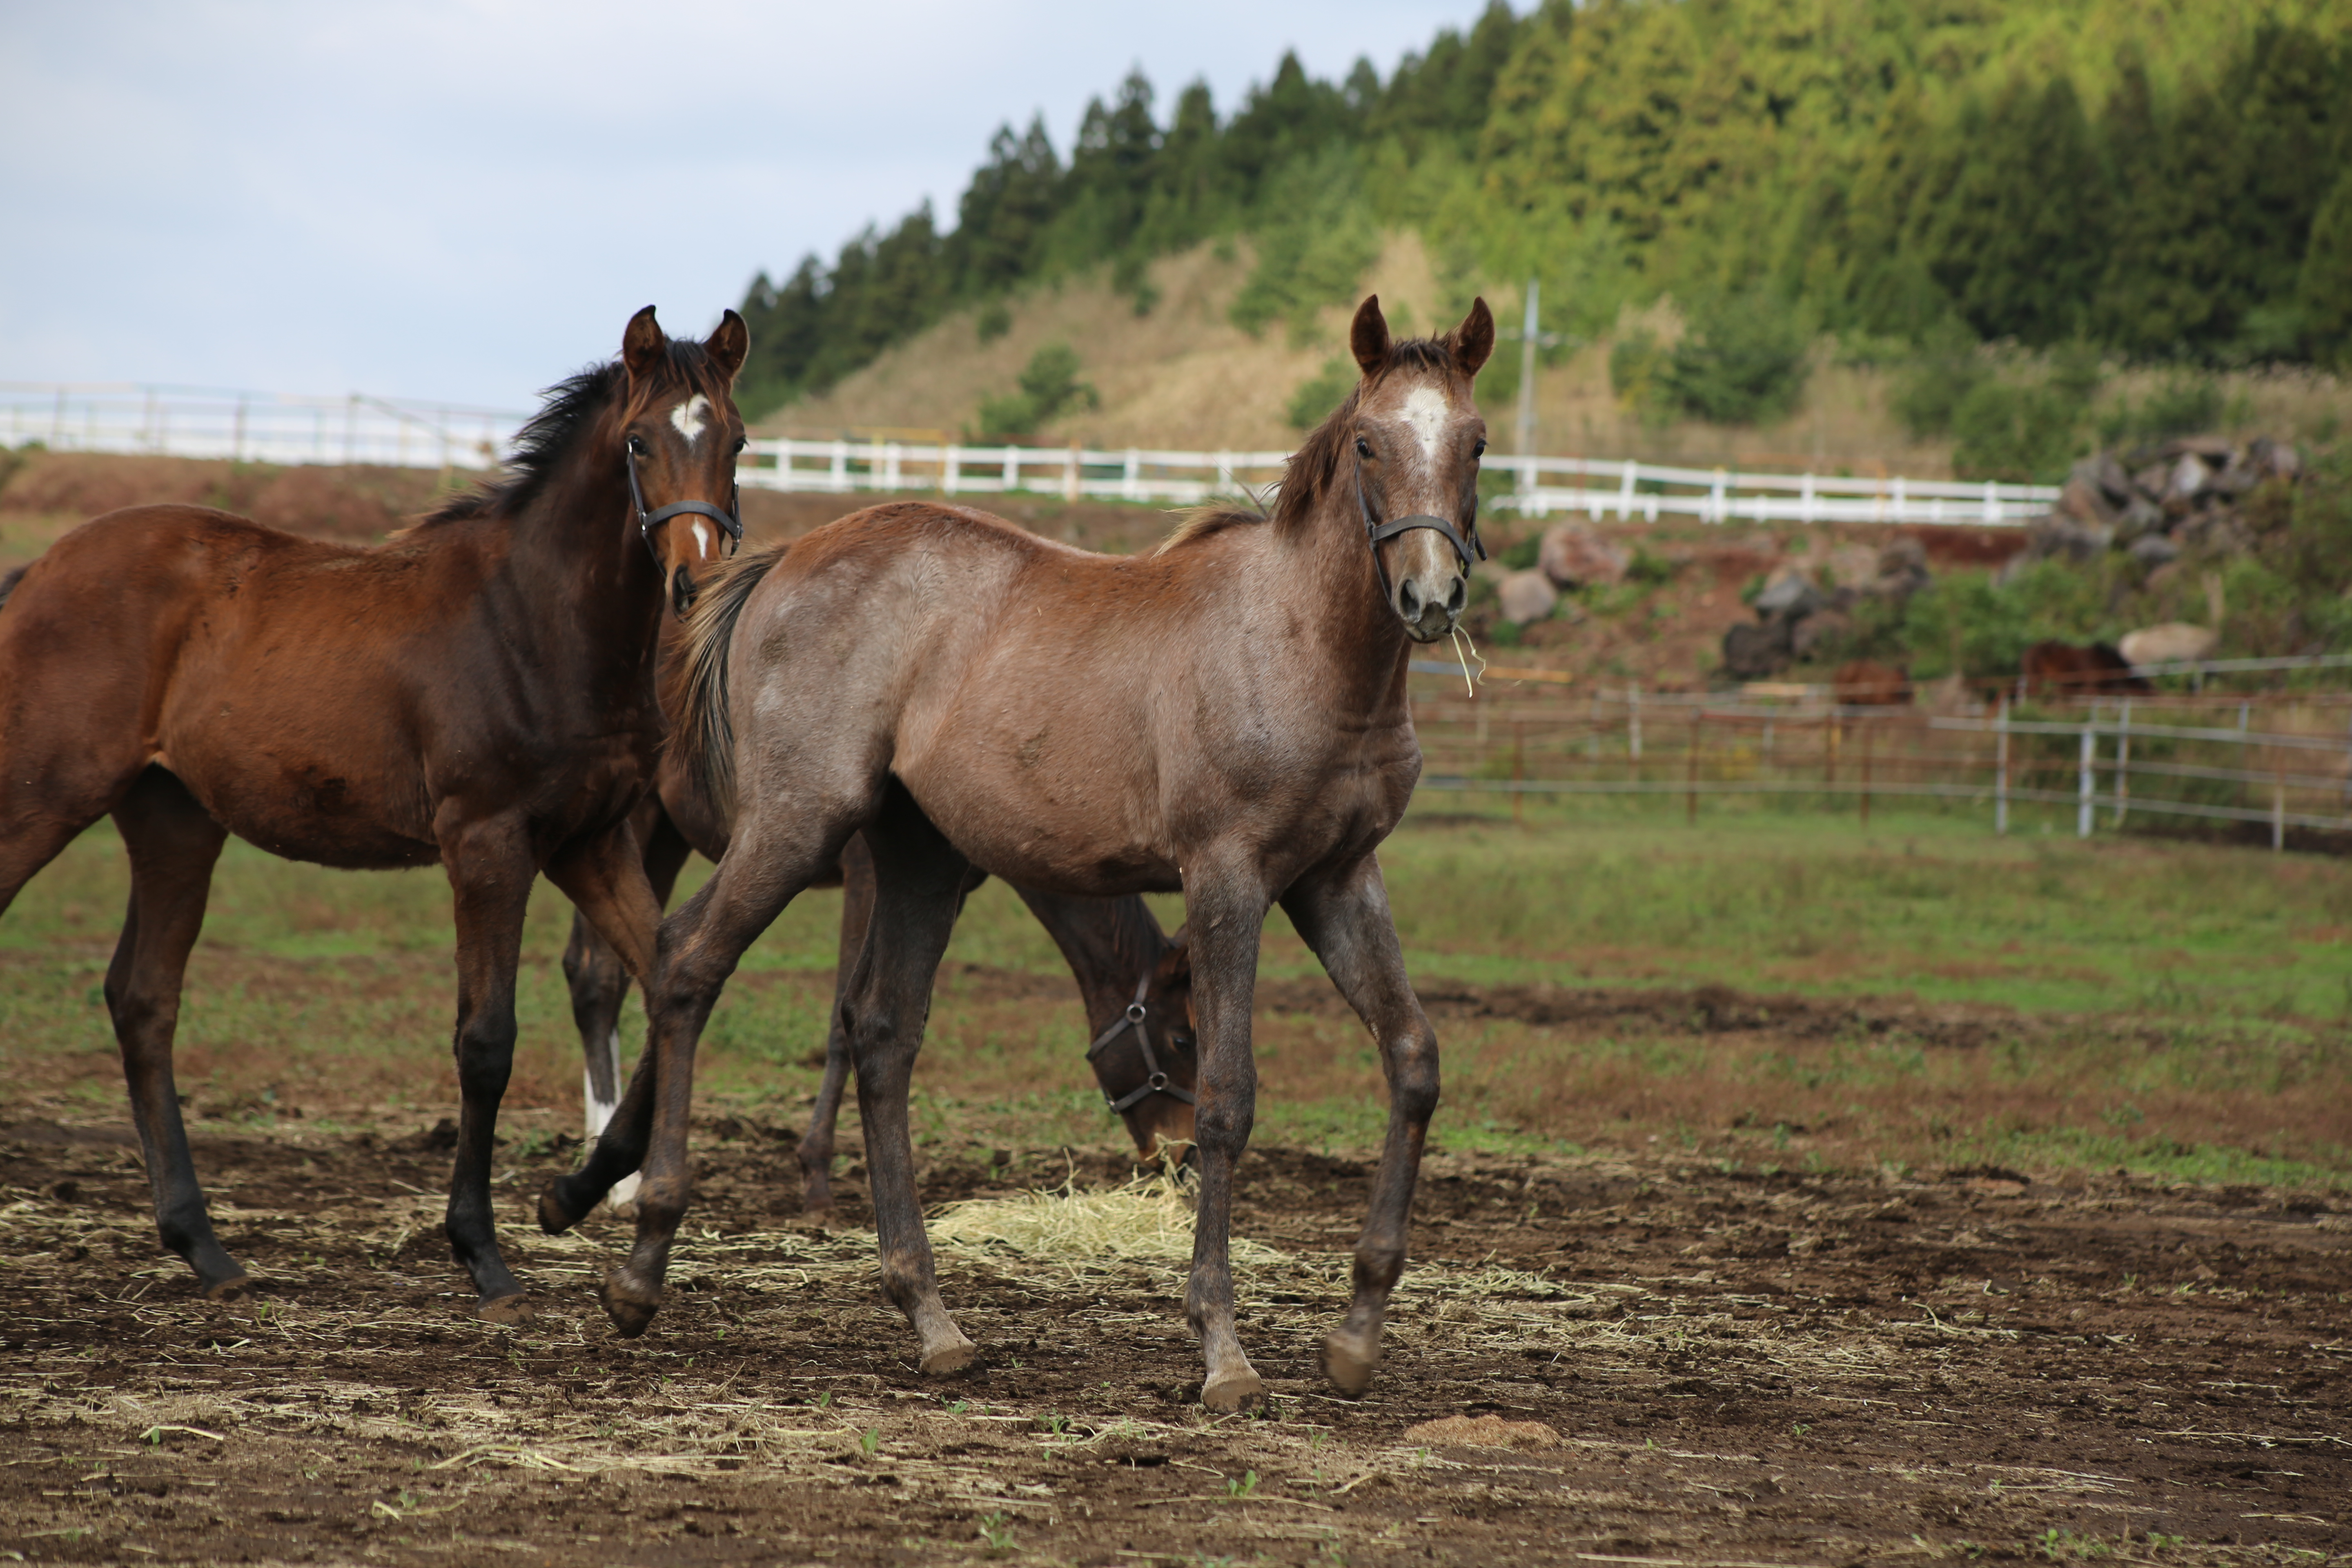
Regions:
[[621, 305, 665, 381], [704, 309, 749, 383], [1350, 296, 1391, 378], [1451, 297, 1496, 378]]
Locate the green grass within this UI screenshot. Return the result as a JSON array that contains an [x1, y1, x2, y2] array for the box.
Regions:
[[4, 800, 2348, 1185]]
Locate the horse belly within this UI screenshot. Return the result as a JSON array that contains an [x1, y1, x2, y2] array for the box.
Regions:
[[158, 713, 437, 870], [901, 753, 1177, 897]]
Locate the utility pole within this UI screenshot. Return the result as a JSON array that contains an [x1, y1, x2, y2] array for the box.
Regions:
[[1515, 278, 1541, 459]]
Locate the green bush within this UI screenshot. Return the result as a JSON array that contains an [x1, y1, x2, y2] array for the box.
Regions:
[[1285, 356, 1358, 430], [1950, 378, 2079, 482], [974, 343, 1098, 437], [1611, 298, 1811, 426], [1497, 533, 1542, 571], [2098, 373, 2224, 447], [975, 300, 1012, 343]]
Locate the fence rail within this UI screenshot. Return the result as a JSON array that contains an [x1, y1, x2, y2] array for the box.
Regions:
[[1405, 672, 2352, 847], [2, 381, 2056, 528]]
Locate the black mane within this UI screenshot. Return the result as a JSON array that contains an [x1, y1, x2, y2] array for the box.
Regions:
[[420, 339, 717, 526]]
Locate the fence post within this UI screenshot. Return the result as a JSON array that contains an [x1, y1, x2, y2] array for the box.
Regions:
[[1064, 441, 1080, 503], [1860, 718, 1873, 826], [1628, 686, 1643, 764], [1995, 696, 2010, 835], [2114, 698, 2132, 826], [1618, 459, 1637, 522], [1512, 721, 1526, 826], [1123, 447, 1141, 502], [1824, 713, 1839, 792], [944, 443, 961, 497], [2077, 723, 2095, 839], [1712, 468, 1728, 524], [1686, 709, 1703, 824], [830, 439, 849, 492]]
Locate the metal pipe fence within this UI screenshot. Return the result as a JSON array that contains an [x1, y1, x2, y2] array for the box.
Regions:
[[1405, 668, 2352, 848]]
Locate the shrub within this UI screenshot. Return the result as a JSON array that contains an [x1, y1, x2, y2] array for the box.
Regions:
[[1611, 298, 1811, 426], [1285, 357, 1358, 430], [975, 300, 1012, 343], [2098, 373, 2224, 447], [974, 343, 1099, 437], [1949, 378, 2078, 482]]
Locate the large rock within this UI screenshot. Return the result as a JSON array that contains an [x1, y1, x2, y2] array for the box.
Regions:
[[2170, 452, 2210, 501], [1538, 523, 1630, 588], [2059, 475, 2119, 525], [1722, 619, 1794, 679], [1495, 569, 1559, 625], [1751, 568, 1823, 619], [2024, 515, 2112, 563], [1791, 609, 1851, 660], [1874, 537, 1931, 599], [2127, 533, 2181, 568], [2118, 622, 2218, 666], [2115, 493, 2166, 542]]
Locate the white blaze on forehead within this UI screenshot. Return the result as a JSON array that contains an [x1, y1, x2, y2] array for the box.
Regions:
[[1399, 385, 1450, 463], [690, 519, 714, 559], [668, 392, 713, 447]]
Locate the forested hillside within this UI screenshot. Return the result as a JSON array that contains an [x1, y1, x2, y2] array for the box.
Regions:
[[735, 0, 2352, 434]]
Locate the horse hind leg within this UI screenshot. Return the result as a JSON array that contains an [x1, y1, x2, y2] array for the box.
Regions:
[[845, 786, 978, 1376], [106, 769, 244, 1298], [800, 834, 877, 1216], [562, 911, 642, 1212]]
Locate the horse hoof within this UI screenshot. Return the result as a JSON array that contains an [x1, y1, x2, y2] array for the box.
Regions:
[[477, 1292, 534, 1326], [1319, 1331, 1381, 1397], [599, 1268, 661, 1338], [919, 1337, 978, 1376], [204, 1275, 253, 1303], [1200, 1368, 1265, 1413], [537, 1181, 583, 1236]]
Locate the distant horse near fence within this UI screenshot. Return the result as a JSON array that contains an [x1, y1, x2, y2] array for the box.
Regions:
[[2020, 640, 2152, 698]]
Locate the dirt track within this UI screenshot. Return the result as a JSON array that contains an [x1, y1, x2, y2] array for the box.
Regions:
[[4, 1087, 2348, 1568]]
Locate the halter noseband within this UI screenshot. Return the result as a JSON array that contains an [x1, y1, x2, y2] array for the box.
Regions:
[[627, 444, 742, 569], [1085, 971, 1196, 1117], [1355, 461, 1484, 601]]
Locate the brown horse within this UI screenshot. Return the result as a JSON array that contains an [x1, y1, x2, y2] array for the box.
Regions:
[[560, 739, 1199, 1214], [2019, 640, 2152, 699], [543, 294, 1491, 1412], [0, 307, 743, 1319]]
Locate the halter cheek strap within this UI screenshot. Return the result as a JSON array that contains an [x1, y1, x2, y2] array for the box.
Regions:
[[1355, 463, 1484, 600], [1085, 971, 1196, 1116], [628, 446, 743, 569]]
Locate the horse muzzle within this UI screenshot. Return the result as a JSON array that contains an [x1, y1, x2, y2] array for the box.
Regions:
[[1393, 565, 1467, 643]]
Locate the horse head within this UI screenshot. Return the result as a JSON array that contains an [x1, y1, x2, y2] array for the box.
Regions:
[[1346, 294, 1494, 643], [619, 306, 749, 619], [1098, 933, 1199, 1165]]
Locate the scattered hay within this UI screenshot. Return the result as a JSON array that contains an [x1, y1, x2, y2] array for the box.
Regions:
[[927, 1173, 1289, 1270], [1401, 1415, 1561, 1450]]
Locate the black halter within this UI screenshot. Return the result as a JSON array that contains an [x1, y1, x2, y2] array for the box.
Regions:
[[627, 445, 742, 569], [1355, 461, 1484, 601], [1086, 971, 1196, 1116]]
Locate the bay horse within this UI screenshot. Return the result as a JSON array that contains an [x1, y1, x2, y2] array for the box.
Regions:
[[544, 295, 1491, 1411], [560, 741, 1199, 1214], [0, 307, 743, 1320], [2019, 640, 2152, 699]]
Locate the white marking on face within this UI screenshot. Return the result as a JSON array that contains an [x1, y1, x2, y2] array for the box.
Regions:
[[668, 393, 713, 448], [690, 519, 713, 560], [1399, 385, 1450, 464]]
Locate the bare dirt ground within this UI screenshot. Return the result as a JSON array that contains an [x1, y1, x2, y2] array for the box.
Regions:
[[4, 1011, 2348, 1568]]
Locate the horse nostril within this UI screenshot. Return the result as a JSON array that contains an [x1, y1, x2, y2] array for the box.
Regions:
[[1397, 580, 1423, 619], [670, 566, 697, 617], [1446, 576, 1467, 614]]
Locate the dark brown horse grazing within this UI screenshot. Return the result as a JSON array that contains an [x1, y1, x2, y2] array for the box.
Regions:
[[544, 295, 1490, 1412], [561, 740, 1199, 1214], [2019, 640, 2152, 699], [0, 307, 744, 1319]]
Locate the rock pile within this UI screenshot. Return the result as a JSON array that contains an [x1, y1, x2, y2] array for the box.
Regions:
[[2016, 436, 2303, 573], [1493, 523, 1632, 626], [1721, 539, 1931, 680]]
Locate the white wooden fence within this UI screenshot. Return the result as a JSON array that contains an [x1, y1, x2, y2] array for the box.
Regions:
[[2, 381, 2061, 528]]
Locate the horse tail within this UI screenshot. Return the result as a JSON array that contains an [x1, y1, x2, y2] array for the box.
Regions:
[[0, 565, 24, 618], [677, 542, 787, 825]]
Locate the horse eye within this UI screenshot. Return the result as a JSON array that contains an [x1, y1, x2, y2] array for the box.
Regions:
[[733, 436, 748, 454], [626, 434, 648, 457], [1355, 437, 1372, 459], [1472, 438, 1487, 459]]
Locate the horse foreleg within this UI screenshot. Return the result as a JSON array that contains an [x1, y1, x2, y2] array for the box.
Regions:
[[595, 819, 835, 1338], [799, 833, 875, 1216], [439, 820, 538, 1322], [108, 769, 242, 1299], [1278, 853, 1439, 1399], [1177, 871, 1272, 1412], [849, 786, 976, 1375], [550, 810, 683, 1215]]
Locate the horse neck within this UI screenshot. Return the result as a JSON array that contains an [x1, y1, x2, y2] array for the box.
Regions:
[[499, 447, 664, 682], [1268, 483, 1415, 714], [1014, 889, 1170, 1032]]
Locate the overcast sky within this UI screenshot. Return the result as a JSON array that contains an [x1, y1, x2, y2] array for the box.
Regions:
[[0, 1, 1494, 410]]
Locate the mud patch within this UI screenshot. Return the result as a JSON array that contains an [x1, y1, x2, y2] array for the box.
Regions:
[[3, 1114, 2347, 1564]]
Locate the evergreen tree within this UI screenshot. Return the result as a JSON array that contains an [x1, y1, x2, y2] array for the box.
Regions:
[[1917, 76, 2104, 346]]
